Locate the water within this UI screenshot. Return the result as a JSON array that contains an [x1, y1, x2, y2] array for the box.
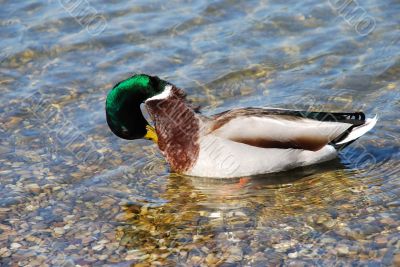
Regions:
[[1, 0, 399, 265]]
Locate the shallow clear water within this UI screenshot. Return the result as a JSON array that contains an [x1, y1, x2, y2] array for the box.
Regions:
[[1, 0, 400, 266]]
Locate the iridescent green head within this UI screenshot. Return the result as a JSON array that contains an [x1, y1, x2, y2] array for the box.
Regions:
[[105, 74, 167, 139]]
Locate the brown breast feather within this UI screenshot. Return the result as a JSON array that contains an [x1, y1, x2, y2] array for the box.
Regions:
[[146, 87, 200, 172]]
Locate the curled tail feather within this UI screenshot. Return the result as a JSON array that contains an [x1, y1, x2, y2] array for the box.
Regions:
[[332, 115, 378, 149]]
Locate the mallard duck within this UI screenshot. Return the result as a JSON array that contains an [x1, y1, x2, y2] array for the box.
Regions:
[[106, 74, 377, 178]]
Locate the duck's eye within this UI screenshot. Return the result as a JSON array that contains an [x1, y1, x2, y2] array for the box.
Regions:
[[121, 126, 129, 134]]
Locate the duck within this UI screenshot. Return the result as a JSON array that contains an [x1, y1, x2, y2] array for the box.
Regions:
[[105, 74, 377, 178]]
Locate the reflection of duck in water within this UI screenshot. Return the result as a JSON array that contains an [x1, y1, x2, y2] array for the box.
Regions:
[[106, 74, 377, 178], [117, 163, 369, 265]]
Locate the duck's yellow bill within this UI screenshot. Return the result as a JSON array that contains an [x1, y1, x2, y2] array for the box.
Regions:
[[144, 125, 158, 143]]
